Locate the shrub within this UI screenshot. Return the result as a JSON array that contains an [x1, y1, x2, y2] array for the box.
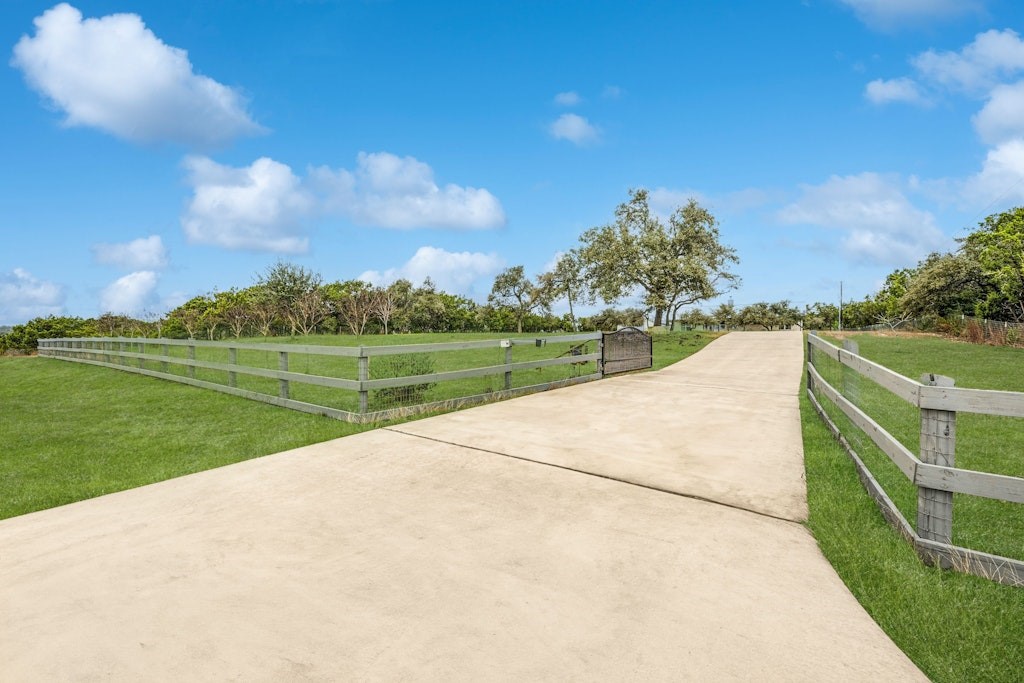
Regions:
[[3, 316, 100, 353], [930, 315, 969, 337], [989, 325, 1007, 347], [1006, 326, 1022, 347], [964, 320, 985, 344]]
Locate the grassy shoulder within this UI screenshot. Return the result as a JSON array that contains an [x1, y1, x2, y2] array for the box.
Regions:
[[0, 355, 371, 520], [2, 330, 717, 520], [650, 329, 724, 371], [815, 332, 1023, 560], [801, 333, 1024, 681]]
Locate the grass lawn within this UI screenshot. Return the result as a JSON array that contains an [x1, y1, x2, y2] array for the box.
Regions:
[[802, 332, 1024, 681], [1, 329, 718, 520], [91, 331, 604, 414], [0, 355, 372, 520], [812, 332, 1024, 560]]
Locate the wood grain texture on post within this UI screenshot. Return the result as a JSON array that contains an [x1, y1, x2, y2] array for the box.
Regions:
[[917, 373, 956, 548]]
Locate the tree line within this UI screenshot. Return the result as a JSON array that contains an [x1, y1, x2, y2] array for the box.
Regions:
[[824, 206, 1024, 332], [11, 199, 1015, 353], [1, 189, 743, 352], [670, 206, 1024, 334]]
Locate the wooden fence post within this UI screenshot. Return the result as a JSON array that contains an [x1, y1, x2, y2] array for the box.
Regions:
[[358, 349, 369, 414], [278, 351, 289, 399], [161, 343, 169, 373], [504, 342, 513, 390], [137, 340, 144, 369], [228, 347, 237, 387], [187, 344, 196, 379], [808, 335, 816, 397], [917, 373, 956, 547]]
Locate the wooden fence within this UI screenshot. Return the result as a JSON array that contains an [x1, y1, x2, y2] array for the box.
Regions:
[[38, 333, 603, 424], [806, 333, 1024, 586]]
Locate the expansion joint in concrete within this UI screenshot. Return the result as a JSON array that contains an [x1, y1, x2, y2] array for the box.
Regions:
[[383, 427, 804, 527]]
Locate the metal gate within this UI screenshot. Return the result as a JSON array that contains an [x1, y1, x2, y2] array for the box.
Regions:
[[601, 327, 652, 375]]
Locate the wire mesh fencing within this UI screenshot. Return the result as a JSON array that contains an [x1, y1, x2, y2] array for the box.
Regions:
[[37, 333, 606, 424]]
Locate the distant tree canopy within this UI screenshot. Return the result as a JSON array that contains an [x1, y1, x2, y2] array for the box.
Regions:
[[960, 206, 1024, 321], [825, 206, 1024, 330], [4, 189, 751, 350]]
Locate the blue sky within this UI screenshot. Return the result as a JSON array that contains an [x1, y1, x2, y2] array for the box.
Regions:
[[3, 0, 1024, 325]]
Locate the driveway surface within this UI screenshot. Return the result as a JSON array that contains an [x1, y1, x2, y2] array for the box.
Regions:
[[0, 331, 925, 681]]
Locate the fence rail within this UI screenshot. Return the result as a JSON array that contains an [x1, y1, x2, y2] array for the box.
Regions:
[[806, 333, 1024, 586], [38, 333, 604, 424]]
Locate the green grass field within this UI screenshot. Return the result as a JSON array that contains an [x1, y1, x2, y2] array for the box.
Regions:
[[0, 354, 372, 520], [811, 332, 1024, 561], [1, 329, 719, 520], [802, 332, 1024, 681], [63, 331, 606, 414]]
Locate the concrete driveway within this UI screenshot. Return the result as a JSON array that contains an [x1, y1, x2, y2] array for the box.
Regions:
[[0, 331, 924, 681]]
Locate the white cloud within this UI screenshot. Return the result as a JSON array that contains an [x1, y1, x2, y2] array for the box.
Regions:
[[92, 235, 168, 270], [959, 138, 1024, 207], [99, 271, 158, 315], [549, 113, 600, 146], [839, 0, 984, 31], [182, 156, 314, 253], [911, 29, 1024, 94], [864, 77, 931, 106], [541, 250, 566, 274], [778, 173, 949, 265], [182, 152, 505, 251], [973, 81, 1024, 144], [554, 91, 582, 106], [359, 246, 504, 297], [0, 268, 65, 324], [309, 151, 506, 229], [11, 3, 263, 147], [602, 85, 623, 99]]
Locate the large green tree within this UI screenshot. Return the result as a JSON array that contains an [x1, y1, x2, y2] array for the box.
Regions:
[[900, 252, 991, 319], [323, 280, 376, 336], [873, 268, 916, 329], [256, 260, 323, 335], [961, 207, 1024, 321], [213, 288, 252, 338], [578, 189, 739, 327], [488, 266, 551, 334], [540, 249, 593, 331]]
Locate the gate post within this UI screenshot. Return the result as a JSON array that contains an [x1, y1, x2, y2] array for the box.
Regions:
[[917, 373, 956, 548]]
